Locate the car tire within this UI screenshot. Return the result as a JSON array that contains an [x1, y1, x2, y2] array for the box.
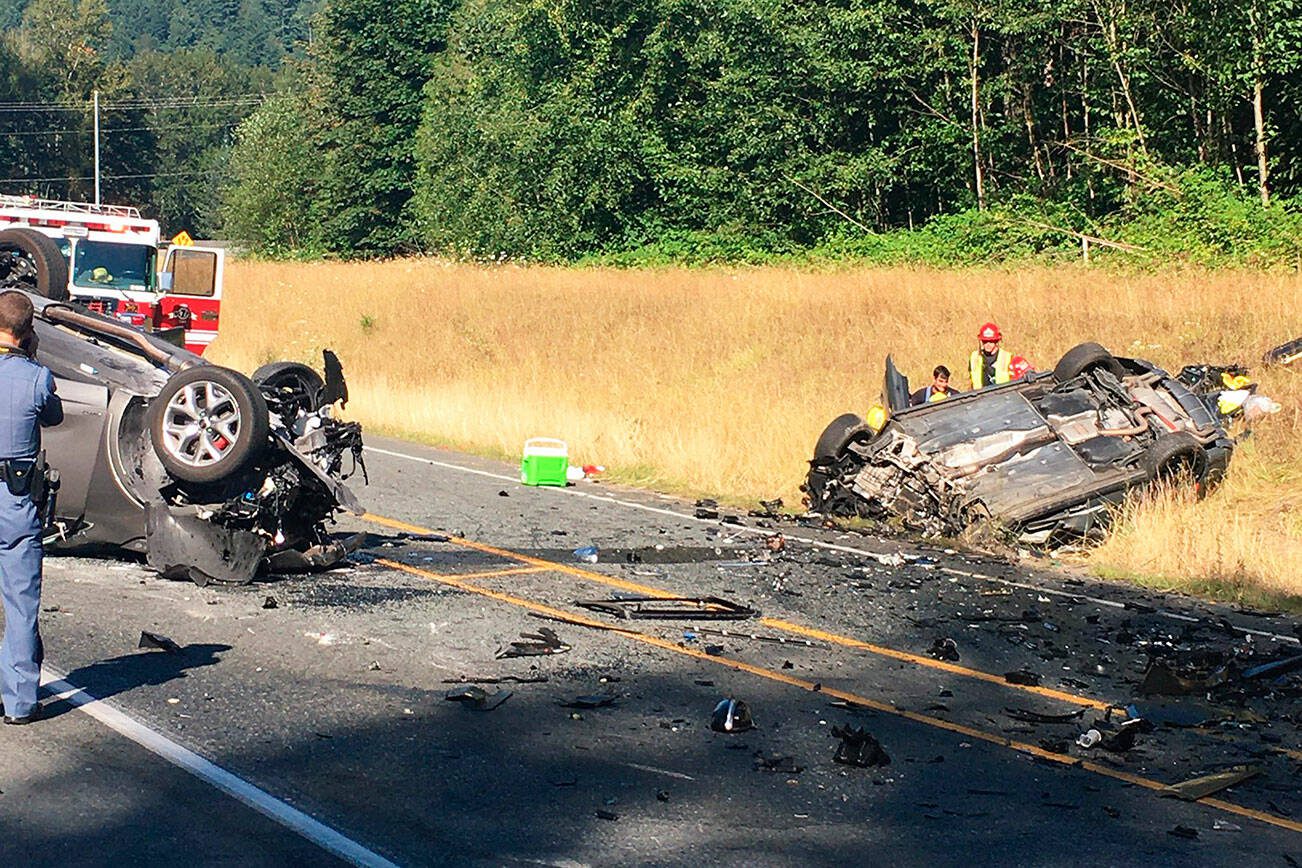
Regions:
[[253, 361, 325, 416], [0, 228, 70, 300], [149, 365, 271, 484], [814, 413, 867, 460], [1053, 342, 1125, 381], [1144, 432, 1208, 483]]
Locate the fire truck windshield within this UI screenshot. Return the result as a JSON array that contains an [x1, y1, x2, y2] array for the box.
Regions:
[[72, 240, 156, 292]]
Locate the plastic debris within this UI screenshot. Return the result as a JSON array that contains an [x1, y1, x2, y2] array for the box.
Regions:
[[573, 545, 599, 564], [1161, 765, 1262, 801], [1003, 670, 1041, 686], [710, 698, 754, 733], [754, 753, 803, 774], [831, 725, 891, 767], [929, 638, 960, 662], [261, 596, 279, 609], [559, 694, 618, 709], [444, 686, 512, 711], [138, 631, 181, 654]]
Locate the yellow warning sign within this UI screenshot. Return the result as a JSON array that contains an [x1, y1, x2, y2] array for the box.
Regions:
[[171, 230, 194, 246]]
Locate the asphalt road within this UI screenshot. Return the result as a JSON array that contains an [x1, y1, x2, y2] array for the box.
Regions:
[[2, 434, 1299, 866]]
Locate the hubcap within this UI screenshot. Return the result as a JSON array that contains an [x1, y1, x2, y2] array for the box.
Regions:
[[161, 381, 242, 468]]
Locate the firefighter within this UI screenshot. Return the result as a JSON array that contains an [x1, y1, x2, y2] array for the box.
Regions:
[[910, 365, 961, 405], [969, 322, 1014, 389], [0, 291, 62, 724]]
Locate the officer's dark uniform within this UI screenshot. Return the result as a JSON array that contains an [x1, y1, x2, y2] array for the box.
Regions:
[[0, 343, 61, 721]]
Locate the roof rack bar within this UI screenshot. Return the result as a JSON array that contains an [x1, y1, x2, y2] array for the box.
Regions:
[[0, 194, 142, 220]]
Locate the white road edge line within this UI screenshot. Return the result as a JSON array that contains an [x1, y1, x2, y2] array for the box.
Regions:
[[40, 667, 400, 868], [365, 444, 1301, 647]]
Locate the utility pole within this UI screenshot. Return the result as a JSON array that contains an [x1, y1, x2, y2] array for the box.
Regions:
[[92, 89, 101, 206]]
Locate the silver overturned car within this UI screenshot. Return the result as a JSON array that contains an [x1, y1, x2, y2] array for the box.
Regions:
[[804, 343, 1234, 545], [29, 290, 364, 584]]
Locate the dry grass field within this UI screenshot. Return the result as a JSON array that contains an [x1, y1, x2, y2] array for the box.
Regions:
[[210, 260, 1302, 604]]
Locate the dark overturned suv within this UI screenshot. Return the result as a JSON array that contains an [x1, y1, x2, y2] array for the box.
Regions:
[[805, 343, 1234, 545]]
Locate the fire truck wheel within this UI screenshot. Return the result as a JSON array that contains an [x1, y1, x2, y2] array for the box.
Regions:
[[0, 228, 70, 300], [253, 361, 325, 416], [149, 365, 270, 484]]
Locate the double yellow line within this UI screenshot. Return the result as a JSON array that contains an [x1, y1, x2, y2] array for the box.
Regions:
[[364, 512, 1302, 835]]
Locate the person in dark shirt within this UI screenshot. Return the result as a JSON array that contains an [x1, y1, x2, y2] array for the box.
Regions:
[[0, 291, 62, 724], [910, 365, 961, 406]]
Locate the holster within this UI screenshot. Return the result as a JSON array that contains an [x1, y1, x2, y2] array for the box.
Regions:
[[3, 452, 55, 507]]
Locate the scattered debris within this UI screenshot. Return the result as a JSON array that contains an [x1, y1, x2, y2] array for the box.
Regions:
[[929, 638, 960, 662], [656, 789, 670, 802], [1167, 825, 1199, 840], [691, 626, 826, 648], [594, 809, 619, 821], [764, 533, 787, 554], [1241, 653, 1302, 681], [1161, 765, 1262, 801], [710, 698, 754, 733], [831, 725, 891, 768], [573, 545, 599, 564], [444, 686, 512, 711], [1004, 707, 1086, 724], [138, 631, 181, 654], [1138, 660, 1224, 696], [560, 694, 618, 709], [1075, 719, 1142, 752], [1003, 670, 1041, 687], [694, 499, 719, 520], [575, 596, 757, 621], [754, 753, 803, 774], [442, 675, 549, 685], [261, 596, 279, 609], [496, 627, 571, 659]]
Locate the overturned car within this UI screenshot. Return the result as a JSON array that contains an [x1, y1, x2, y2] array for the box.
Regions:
[[805, 343, 1234, 545], [30, 291, 364, 584]]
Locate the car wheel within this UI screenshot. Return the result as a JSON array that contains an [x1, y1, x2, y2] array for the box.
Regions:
[[814, 413, 867, 460], [0, 228, 70, 300], [149, 366, 271, 484], [253, 361, 325, 416], [1053, 342, 1125, 381], [1144, 432, 1208, 484]]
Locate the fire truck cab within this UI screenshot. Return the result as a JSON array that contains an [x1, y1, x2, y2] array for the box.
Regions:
[[0, 195, 223, 355]]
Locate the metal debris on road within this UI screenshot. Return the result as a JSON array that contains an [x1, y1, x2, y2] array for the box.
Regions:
[[929, 637, 960, 662], [691, 626, 827, 648], [1003, 707, 1086, 724], [138, 631, 182, 654], [754, 753, 803, 774], [1003, 670, 1041, 686], [496, 627, 571, 658], [442, 675, 549, 685], [573, 545, 599, 564], [575, 596, 757, 621], [262, 596, 279, 609]]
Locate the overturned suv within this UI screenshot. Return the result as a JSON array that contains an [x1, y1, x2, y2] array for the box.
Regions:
[[805, 343, 1233, 545], [31, 291, 365, 584]]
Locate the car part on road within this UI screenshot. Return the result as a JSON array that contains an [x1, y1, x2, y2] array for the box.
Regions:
[[753, 753, 803, 773], [1161, 765, 1262, 801], [806, 343, 1235, 545], [559, 694, 618, 709], [690, 626, 825, 648], [444, 686, 513, 710], [0, 227, 69, 299], [138, 631, 182, 653], [831, 725, 891, 767], [496, 627, 571, 658], [929, 637, 960, 661], [1004, 670, 1041, 686], [575, 596, 758, 621], [1004, 706, 1086, 724], [710, 698, 754, 733]]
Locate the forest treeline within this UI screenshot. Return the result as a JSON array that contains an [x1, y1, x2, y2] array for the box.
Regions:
[[5, 0, 1302, 264]]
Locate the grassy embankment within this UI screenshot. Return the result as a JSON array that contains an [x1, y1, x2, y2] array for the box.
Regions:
[[209, 260, 1302, 605]]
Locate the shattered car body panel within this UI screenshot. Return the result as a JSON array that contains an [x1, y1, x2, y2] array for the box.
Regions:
[[806, 345, 1233, 544], [29, 291, 365, 584]]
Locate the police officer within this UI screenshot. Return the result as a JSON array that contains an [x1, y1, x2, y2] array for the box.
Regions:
[[0, 290, 62, 724]]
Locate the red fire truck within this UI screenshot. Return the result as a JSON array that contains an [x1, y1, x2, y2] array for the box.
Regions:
[[0, 195, 224, 355]]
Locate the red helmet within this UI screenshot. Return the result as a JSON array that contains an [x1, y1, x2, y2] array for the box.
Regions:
[[1010, 356, 1031, 379], [978, 322, 1002, 342]]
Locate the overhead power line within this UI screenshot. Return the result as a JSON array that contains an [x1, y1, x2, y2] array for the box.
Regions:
[[0, 169, 222, 184], [0, 121, 243, 137], [0, 95, 267, 113]]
